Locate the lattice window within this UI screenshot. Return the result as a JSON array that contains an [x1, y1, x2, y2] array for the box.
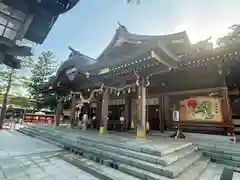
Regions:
[[0, 3, 26, 41]]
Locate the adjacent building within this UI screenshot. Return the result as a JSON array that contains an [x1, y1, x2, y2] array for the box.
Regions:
[[0, 0, 79, 69]]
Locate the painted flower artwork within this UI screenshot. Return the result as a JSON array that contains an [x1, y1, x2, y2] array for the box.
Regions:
[[188, 99, 214, 120]]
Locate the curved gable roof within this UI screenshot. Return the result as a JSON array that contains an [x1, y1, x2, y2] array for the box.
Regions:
[[97, 23, 192, 61]]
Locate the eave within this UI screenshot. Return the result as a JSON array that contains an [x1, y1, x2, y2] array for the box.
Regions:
[[97, 23, 193, 61]]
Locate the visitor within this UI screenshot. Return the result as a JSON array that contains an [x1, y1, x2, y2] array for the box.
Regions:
[[91, 116, 96, 129], [146, 121, 150, 135], [82, 112, 88, 131], [172, 104, 181, 139], [120, 116, 124, 131]]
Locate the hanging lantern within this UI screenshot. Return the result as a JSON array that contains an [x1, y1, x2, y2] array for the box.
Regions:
[[145, 77, 150, 87], [117, 91, 120, 96], [128, 88, 131, 93]]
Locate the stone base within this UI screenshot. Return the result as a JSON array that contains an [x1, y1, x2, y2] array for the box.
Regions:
[[136, 128, 146, 138], [170, 129, 185, 139]]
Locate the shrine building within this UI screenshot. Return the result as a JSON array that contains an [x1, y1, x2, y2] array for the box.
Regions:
[[41, 23, 240, 138]]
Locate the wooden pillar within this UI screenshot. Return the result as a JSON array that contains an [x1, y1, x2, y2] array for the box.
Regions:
[[55, 100, 62, 127], [101, 89, 110, 132], [221, 87, 231, 124], [136, 79, 147, 137], [96, 95, 102, 129], [159, 96, 164, 132], [70, 94, 76, 127], [124, 95, 132, 129], [163, 95, 170, 130], [131, 98, 137, 130]]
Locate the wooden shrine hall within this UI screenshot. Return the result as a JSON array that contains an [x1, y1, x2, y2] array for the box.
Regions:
[[41, 23, 240, 138]]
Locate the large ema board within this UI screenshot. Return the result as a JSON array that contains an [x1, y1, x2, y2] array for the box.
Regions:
[[180, 96, 223, 122]]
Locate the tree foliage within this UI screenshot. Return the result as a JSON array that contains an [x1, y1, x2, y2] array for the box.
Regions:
[[27, 51, 58, 110], [217, 24, 240, 47], [0, 57, 33, 128]]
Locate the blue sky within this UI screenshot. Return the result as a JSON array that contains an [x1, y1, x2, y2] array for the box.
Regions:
[[35, 0, 240, 62]]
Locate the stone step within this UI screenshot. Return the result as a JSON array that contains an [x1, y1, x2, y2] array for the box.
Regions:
[[118, 157, 210, 180], [198, 145, 240, 157], [19, 127, 219, 180], [204, 151, 240, 162], [162, 151, 203, 178], [59, 153, 141, 180], [176, 157, 210, 180], [17, 128, 64, 148], [18, 128, 57, 142], [197, 163, 225, 180], [28, 126, 193, 155], [67, 142, 203, 179], [76, 138, 197, 166], [211, 156, 240, 167], [201, 151, 240, 167], [25, 126, 193, 158], [20, 127, 203, 179], [118, 163, 171, 180]]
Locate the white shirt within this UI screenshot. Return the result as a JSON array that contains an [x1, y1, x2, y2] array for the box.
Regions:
[[83, 114, 88, 123]]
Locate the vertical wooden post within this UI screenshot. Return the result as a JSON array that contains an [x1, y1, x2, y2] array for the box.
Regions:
[[159, 96, 165, 132], [70, 93, 76, 128], [124, 95, 132, 129], [163, 95, 170, 130], [136, 79, 147, 137], [101, 89, 110, 132], [55, 100, 62, 127], [96, 94, 102, 129], [131, 98, 137, 130], [221, 87, 231, 124]]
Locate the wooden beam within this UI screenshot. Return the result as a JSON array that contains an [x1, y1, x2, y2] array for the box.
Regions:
[[148, 87, 227, 97], [151, 50, 173, 68]]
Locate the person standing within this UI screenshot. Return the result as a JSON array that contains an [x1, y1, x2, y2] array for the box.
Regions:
[[82, 112, 88, 131], [120, 116, 124, 132]]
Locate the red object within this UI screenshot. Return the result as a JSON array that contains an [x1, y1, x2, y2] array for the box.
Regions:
[[24, 114, 55, 125], [188, 99, 197, 109]]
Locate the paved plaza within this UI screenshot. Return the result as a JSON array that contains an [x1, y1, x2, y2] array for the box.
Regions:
[[0, 130, 100, 180]]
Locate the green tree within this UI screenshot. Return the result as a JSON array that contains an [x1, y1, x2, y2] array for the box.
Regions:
[[27, 51, 58, 111], [8, 95, 32, 108], [0, 57, 33, 129], [217, 24, 240, 47]]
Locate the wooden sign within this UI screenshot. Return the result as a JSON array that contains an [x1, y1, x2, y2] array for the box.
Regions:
[[180, 96, 223, 122]]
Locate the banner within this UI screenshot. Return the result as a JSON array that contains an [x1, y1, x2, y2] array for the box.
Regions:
[[180, 96, 223, 122]]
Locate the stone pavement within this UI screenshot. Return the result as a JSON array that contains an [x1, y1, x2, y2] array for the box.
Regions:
[[0, 130, 100, 180]]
